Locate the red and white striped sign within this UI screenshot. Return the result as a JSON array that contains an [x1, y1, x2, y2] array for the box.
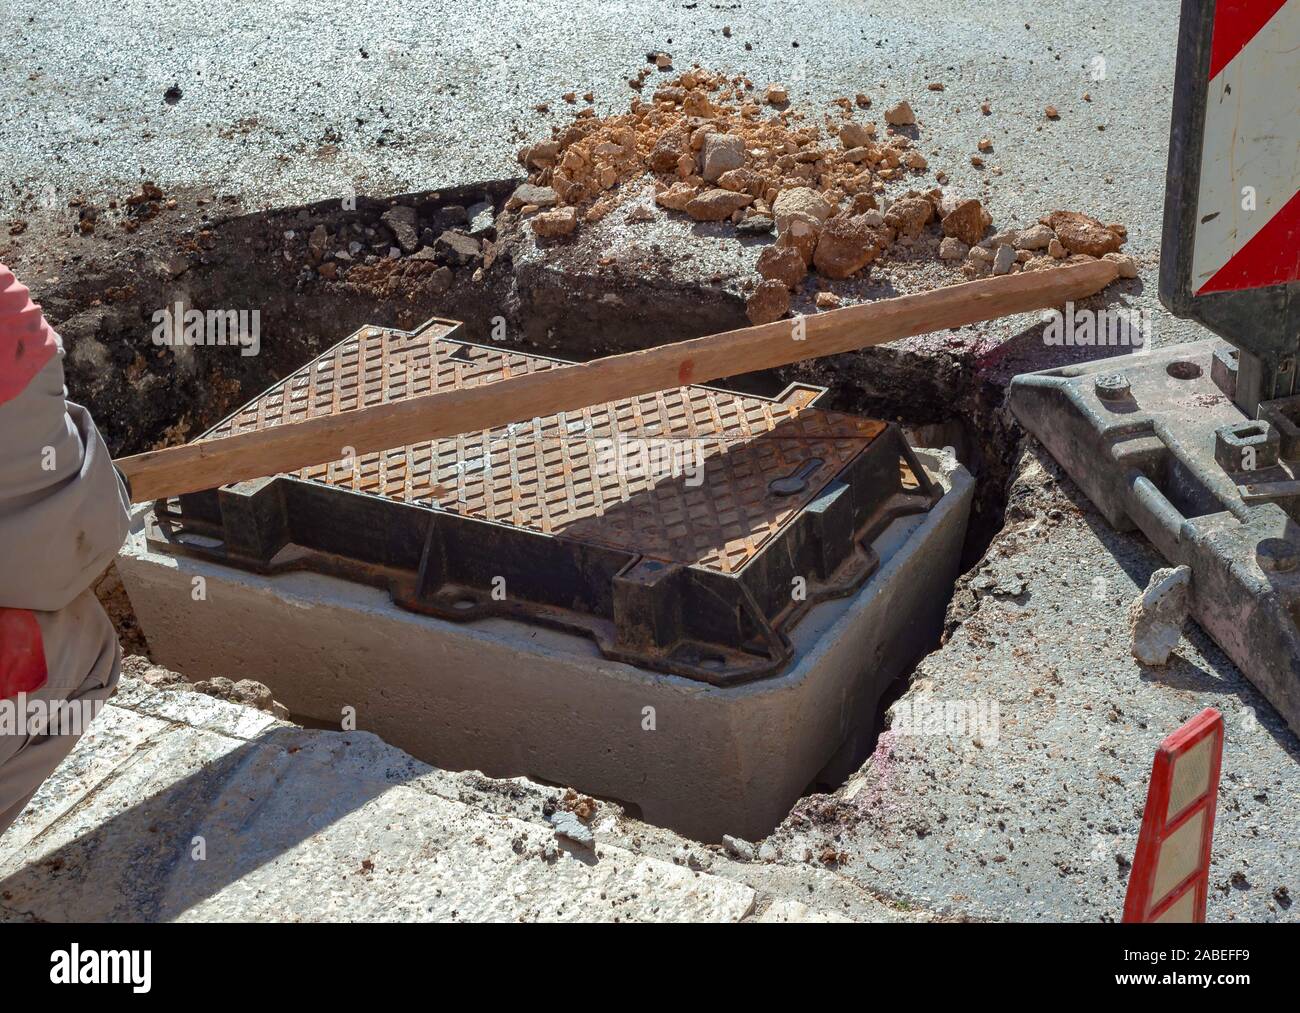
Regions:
[[1191, 0, 1299, 294], [1122, 709, 1224, 923]]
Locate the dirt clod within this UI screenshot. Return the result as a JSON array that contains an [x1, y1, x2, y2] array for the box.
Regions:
[[530, 206, 578, 237], [1040, 210, 1125, 257], [884, 100, 916, 126], [813, 213, 887, 279], [746, 278, 791, 324], [684, 188, 752, 222], [941, 198, 987, 247], [756, 244, 807, 289]]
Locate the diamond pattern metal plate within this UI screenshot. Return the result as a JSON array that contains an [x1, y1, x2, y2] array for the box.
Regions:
[[202, 321, 886, 574]]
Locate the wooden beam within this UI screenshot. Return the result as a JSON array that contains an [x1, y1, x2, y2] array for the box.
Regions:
[[115, 259, 1118, 502]]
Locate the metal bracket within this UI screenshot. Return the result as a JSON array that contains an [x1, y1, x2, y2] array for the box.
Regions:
[[1010, 339, 1300, 735]]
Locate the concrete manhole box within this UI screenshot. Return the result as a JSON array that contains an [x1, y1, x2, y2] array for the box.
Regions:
[[120, 319, 973, 839]]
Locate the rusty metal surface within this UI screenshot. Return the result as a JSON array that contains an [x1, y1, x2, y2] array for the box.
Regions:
[[203, 320, 886, 574]]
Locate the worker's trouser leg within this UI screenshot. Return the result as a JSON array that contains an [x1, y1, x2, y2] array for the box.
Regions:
[[0, 787, 43, 841], [0, 590, 121, 841]]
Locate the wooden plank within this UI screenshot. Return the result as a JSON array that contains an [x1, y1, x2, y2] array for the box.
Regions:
[[115, 259, 1118, 502]]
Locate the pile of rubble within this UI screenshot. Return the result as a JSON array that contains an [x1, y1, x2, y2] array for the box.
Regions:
[[509, 66, 1135, 324], [278, 196, 499, 296]]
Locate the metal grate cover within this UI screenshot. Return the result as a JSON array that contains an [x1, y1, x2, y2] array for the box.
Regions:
[[203, 320, 886, 573], [158, 318, 938, 684]]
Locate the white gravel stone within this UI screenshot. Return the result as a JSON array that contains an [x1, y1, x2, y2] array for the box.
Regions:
[[992, 243, 1016, 275], [1129, 565, 1191, 666], [939, 237, 969, 260], [1016, 224, 1055, 251]]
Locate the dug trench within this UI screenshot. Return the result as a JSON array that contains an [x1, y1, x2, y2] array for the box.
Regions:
[[8, 179, 1041, 820]]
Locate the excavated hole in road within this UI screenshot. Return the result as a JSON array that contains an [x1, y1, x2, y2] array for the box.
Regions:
[[51, 180, 1023, 837]]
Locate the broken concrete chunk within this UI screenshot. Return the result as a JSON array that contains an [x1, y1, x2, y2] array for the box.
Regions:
[[466, 200, 496, 237], [520, 139, 560, 169], [649, 128, 690, 172], [379, 205, 418, 256], [776, 218, 820, 266], [655, 182, 699, 211], [981, 229, 1019, 250], [430, 265, 454, 291], [689, 123, 715, 151], [813, 214, 885, 279], [940, 198, 986, 247], [548, 809, 594, 847], [772, 186, 833, 232], [736, 214, 775, 235], [883, 195, 933, 240], [1104, 252, 1139, 278], [506, 183, 558, 211], [1015, 223, 1055, 251], [1129, 565, 1191, 667], [991, 243, 1016, 275], [716, 167, 763, 194], [435, 229, 482, 264], [939, 236, 968, 260], [431, 204, 469, 233], [839, 121, 873, 149]]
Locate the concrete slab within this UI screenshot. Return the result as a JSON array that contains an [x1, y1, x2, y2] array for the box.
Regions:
[[0, 678, 912, 923], [0, 705, 169, 857]]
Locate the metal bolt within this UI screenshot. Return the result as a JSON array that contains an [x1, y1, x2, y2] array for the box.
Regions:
[[1094, 372, 1131, 402], [1256, 538, 1299, 574], [1215, 420, 1279, 472]]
